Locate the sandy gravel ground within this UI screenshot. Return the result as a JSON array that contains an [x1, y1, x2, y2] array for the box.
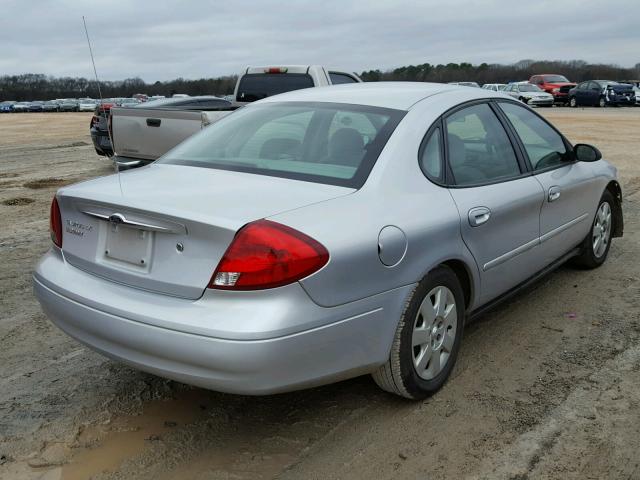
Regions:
[[0, 108, 639, 480]]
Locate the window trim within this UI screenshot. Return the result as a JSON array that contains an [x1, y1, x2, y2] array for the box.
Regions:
[[417, 119, 445, 183], [493, 99, 576, 175]]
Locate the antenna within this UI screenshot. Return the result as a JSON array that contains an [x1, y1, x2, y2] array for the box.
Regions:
[[82, 16, 119, 177]]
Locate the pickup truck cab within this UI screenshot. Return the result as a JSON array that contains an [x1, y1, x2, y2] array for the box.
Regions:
[[529, 74, 576, 104], [109, 66, 361, 169], [234, 65, 361, 105]]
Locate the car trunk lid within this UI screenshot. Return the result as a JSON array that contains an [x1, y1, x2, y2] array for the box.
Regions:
[[57, 165, 353, 299]]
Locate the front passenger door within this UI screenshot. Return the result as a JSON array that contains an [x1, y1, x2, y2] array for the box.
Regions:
[[498, 101, 600, 266], [444, 103, 545, 305]]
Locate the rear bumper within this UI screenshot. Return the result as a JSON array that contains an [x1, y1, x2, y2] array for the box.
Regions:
[[113, 154, 151, 170], [90, 129, 113, 156], [606, 97, 635, 106], [33, 249, 411, 394]]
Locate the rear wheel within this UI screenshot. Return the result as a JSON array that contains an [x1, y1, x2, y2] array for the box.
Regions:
[[372, 266, 465, 399], [569, 97, 577, 108], [573, 190, 614, 269]]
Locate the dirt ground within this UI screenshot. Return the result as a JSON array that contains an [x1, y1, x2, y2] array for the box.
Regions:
[[0, 108, 639, 480]]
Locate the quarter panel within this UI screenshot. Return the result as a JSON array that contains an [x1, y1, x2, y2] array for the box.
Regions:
[[272, 98, 482, 308]]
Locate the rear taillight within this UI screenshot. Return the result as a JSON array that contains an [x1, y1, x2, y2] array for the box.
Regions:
[[209, 220, 329, 290], [90, 115, 99, 128], [50, 197, 62, 248]]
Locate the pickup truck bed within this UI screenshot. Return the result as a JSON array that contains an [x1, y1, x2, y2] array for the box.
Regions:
[[111, 105, 236, 169]]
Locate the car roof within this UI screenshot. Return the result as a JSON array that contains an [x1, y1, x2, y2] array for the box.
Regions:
[[140, 95, 228, 107], [258, 82, 504, 110]]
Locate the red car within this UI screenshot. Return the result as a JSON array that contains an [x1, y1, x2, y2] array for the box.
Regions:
[[529, 74, 576, 104]]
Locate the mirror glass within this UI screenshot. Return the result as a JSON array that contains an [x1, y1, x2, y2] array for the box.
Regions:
[[574, 144, 600, 162]]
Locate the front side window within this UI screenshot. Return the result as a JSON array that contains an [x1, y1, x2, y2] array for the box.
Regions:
[[499, 102, 570, 170], [159, 102, 405, 188], [445, 103, 521, 185]]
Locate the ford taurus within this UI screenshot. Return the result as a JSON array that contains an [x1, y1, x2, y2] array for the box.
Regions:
[[34, 83, 623, 399]]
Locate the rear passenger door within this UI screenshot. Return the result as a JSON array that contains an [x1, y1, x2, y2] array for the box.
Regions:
[[497, 101, 600, 265], [443, 102, 545, 305]]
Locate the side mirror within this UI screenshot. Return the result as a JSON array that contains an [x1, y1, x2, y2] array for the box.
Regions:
[[574, 144, 602, 162]]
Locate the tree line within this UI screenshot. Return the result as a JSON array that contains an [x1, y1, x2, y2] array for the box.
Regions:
[[2, 60, 639, 101]]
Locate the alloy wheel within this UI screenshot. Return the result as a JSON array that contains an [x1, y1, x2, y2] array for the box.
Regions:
[[592, 202, 612, 258], [412, 286, 457, 380]]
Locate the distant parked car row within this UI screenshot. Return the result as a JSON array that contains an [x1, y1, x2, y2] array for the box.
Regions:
[[0, 97, 148, 113], [450, 74, 637, 108]]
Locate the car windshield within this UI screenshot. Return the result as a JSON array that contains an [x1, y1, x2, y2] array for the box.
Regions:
[[543, 75, 569, 83], [159, 102, 406, 188], [518, 84, 541, 92], [236, 74, 315, 102]]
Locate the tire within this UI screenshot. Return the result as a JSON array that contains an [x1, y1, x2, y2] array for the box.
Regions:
[[372, 266, 465, 399], [569, 97, 577, 108], [598, 97, 606, 108], [573, 190, 614, 269]]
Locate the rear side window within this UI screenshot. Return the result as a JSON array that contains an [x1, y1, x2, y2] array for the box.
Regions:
[[236, 74, 314, 102], [329, 72, 358, 84], [419, 127, 442, 179], [445, 103, 521, 185], [159, 102, 405, 188], [499, 102, 569, 170]]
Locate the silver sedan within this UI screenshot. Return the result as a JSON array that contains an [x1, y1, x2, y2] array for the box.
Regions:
[[34, 83, 623, 399]]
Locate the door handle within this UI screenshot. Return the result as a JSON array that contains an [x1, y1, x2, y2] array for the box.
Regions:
[[146, 118, 161, 127], [468, 207, 491, 227], [548, 186, 561, 202]]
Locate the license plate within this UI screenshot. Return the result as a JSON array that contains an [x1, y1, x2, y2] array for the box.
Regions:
[[105, 225, 152, 267]]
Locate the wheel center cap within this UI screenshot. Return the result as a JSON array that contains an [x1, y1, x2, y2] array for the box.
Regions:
[[431, 318, 445, 349]]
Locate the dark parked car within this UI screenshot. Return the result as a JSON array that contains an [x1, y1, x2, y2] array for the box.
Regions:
[[139, 95, 231, 109], [569, 81, 635, 107], [43, 101, 60, 112], [0, 101, 16, 112], [59, 99, 79, 112], [90, 103, 115, 156]]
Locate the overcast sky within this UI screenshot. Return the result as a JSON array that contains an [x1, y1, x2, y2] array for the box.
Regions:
[[1, 0, 638, 81]]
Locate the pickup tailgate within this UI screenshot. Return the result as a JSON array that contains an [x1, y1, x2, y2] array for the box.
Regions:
[[112, 107, 230, 161]]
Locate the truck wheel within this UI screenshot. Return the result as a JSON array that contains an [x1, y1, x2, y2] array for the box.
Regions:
[[569, 97, 577, 108], [598, 97, 606, 108], [372, 266, 465, 400], [573, 190, 614, 269]]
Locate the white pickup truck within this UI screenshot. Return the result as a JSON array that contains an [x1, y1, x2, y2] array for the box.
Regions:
[[110, 65, 361, 169]]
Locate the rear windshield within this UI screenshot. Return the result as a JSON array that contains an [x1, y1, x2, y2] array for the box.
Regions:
[[543, 75, 569, 83], [236, 74, 315, 102], [159, 102, 406, 188], [519, 84, 541, 92]]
